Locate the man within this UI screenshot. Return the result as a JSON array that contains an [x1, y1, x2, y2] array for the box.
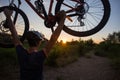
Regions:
[[4, 9, 66, 80]]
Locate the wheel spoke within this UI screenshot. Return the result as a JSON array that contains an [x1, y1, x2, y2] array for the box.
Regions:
[[55, 0, 110, 36], [0, 6, 29, 47], [59, 0, 104, 31]]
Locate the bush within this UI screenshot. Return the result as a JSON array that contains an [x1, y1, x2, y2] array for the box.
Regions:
[[95, 42, 120, 72], [0, 47, 18, 79], [78, 39, 95, 56], [45, 45, 61, 67], [45, 42, 79, 67], [107, 44, 120, 58], [95, 42, 111, 57], [0, 48, 17, 65]]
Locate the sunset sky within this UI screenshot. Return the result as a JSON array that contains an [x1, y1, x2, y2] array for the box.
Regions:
[[0, 0, 120, 43]]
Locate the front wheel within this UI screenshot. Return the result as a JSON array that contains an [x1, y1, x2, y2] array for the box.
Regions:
[[0, 6, 29, 48], [55, 0, 111, 37]]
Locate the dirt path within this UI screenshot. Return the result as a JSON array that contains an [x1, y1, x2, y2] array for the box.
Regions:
[[44, 55, 116, 80], [0, 55, 117, 80]]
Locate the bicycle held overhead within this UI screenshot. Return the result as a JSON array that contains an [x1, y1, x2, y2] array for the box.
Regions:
[[0, 0, 111, 48]]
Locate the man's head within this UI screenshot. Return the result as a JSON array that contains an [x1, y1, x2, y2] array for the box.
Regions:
[[26, 31, 44, 47]]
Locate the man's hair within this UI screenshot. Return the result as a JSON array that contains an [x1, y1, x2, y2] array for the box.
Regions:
[[27, 38, 41, 47], [26, 31, 43, 47]]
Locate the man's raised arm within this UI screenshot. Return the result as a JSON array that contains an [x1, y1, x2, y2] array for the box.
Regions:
[[44, 11, 66, 56], [4, 9, 22, 46]]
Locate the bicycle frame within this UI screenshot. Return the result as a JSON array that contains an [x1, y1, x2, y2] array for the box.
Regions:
[[10, 0, 83, 21], [24, 0, 83, 20]]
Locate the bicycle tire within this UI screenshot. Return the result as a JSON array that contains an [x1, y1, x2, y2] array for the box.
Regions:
[[55, 0, 111, 37], [0, 6, 29, 48]]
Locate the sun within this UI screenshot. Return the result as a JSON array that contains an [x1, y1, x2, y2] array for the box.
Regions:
[[62, 39, 67, 44]]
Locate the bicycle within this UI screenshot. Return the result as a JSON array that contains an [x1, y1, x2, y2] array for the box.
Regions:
[[0, 0, 111, 48]]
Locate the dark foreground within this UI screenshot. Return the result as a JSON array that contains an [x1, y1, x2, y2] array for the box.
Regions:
[[0, 55, 119, 80]]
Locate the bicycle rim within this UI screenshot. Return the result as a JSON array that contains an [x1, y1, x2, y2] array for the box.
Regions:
[[55, 0, 111, 37], [0, 6, 29, 48]]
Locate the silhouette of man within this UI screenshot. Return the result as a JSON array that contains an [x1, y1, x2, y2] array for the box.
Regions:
[[4, 9, 66, 80]]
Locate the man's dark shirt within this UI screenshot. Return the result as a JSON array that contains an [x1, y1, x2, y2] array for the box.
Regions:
[[16, 45, 46, 80]]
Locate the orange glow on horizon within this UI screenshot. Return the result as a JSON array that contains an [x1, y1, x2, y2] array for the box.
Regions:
[[58, 36, 103, 44], [62, 39, 67, 44]]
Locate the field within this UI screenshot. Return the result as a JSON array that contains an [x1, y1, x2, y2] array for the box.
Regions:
[[0, 38, 120, 80]]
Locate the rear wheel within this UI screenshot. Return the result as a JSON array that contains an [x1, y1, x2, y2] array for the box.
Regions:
[[0, 6, 29, 48], [55, 0, 111, 37]]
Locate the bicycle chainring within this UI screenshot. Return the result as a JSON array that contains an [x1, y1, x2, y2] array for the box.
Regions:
[[44, 14, 56, 28]]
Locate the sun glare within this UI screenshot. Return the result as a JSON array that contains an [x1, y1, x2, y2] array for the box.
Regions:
[[62, 39, 67, 44]]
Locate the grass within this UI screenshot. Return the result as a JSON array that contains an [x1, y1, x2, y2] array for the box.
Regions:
[[0, 47, 19, 80], [0, 48, 17, 65], [0, 39, 120, 80], [95, 43, 120, 73], [56, 76, 64, 80], [45, 43, 79, 67], [0, 39, 95, 68]]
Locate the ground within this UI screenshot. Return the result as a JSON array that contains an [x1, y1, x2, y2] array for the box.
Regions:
[[0, 55, 118, 80], [44, 55, 116, 80]]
